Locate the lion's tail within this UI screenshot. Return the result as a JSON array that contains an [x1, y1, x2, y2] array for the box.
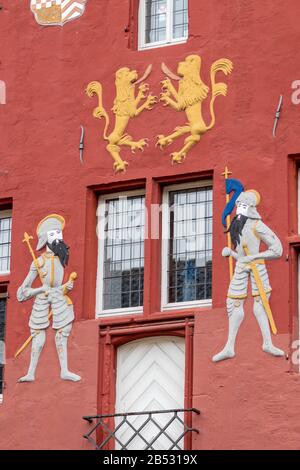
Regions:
[[86, 81, 110, 140], [207, 59, 233, 130]]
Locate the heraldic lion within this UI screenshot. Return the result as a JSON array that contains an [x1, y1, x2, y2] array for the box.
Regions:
[[86, 66, 157, 172], [157, 55, 233, 164]]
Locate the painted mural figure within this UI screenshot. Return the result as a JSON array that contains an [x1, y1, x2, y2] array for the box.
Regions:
[[17, 215, 81, 382], [213, 190, 284, 362]]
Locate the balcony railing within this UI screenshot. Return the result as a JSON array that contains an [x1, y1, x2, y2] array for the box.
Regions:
[[83, 408, 200, 450]]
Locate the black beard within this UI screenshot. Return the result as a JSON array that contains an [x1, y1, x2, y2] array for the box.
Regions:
[[226, 214, 248, 248], [47, 240, 69, 267]]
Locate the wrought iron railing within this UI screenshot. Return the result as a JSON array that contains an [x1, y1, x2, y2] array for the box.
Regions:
[[83, 408, 200, 450]]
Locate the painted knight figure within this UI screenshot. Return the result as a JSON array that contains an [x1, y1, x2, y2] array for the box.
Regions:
[[213, 190, 284, 362], [17, 214, 81, 382], [30, 0, 87, 26]]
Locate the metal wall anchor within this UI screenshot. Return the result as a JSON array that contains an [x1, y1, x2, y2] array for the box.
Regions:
[[273, 95, 283, 137], [79, 125, 85, 164]]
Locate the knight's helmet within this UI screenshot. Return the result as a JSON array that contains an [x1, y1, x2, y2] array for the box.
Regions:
[[235, 190, 261, 219], [30, 0, 87, 26], [36, 214, 65, 251]]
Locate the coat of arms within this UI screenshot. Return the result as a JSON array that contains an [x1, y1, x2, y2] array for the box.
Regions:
[[30, 0, 87, 26]]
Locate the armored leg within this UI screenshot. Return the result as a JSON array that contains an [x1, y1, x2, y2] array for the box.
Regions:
[[212, 298, 245, 362], [18, 329, 46, 382], [253, 295, 284, 357], [55, 322, 81, 382]]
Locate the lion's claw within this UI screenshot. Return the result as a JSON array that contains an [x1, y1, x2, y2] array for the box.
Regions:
[[114, 160, 128, 173], [130, 139, 148, 153], [171, 152, 186, 164], [139, 83, 149, 92], [156, 135, 174, 149]]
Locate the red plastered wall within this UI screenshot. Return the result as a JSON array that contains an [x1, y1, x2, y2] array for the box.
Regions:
[[0, 0, 300, 450]]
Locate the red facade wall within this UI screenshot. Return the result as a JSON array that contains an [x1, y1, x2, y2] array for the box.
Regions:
[[0, 0, 300, 450]]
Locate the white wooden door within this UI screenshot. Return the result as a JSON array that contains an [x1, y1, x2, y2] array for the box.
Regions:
[[115, 336, 185, 450]]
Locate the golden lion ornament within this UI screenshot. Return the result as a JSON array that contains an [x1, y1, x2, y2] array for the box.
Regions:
[[86, 65, 157, 173], [157, 55, 233, 164]]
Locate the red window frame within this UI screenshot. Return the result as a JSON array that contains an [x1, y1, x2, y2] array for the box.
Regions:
[[81, 171, 214, 322]]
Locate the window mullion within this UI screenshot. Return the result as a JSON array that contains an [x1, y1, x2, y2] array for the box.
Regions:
[[138, 0, 146, 49], [166, 0, 173, 43]]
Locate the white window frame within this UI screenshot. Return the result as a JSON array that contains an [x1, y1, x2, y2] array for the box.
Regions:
[[161, 181, 213, 311], [0, 210, 12, 276], [138, 0, 188, 50], [96, 190, 145, 319]]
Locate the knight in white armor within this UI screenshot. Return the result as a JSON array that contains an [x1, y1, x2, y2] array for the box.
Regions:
[[213, 190, 284, 362], [17, 214, 81, 382]]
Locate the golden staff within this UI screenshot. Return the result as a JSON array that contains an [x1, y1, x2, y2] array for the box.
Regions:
[[243, 244, 277, 335], [15, 272, 78, 358], [23, 232, 45, 284], [222, 166, 234, 280]]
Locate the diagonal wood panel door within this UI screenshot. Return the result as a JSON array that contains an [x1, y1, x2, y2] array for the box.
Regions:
[[115, 336, 185, 450]]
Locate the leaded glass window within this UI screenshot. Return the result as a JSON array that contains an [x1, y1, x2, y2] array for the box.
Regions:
[[162, 184, 213, 307], [0, 211, 12, 274], [139, 0, 188, 49], [97, 193, 145, 314]]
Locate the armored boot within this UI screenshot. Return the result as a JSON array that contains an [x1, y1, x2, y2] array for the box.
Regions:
[[55, 323, 81, 382], [18, 330, 46, 382], [212, 299, 245, 362]]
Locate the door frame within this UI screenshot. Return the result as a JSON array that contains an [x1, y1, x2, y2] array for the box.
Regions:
[[97, 313, 195, 450]]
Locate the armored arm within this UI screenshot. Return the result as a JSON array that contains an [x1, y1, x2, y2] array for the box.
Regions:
[[251, 221, 283, 261], [17, 262, 47, 302]]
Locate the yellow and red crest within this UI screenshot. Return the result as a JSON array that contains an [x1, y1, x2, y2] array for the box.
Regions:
[[30, 0, 87, 26]]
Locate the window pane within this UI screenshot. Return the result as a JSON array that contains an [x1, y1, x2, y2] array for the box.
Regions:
[[172, 0, 188, 40], [145, 0, 167, 44], [103, 195, 145, 310], [0, 216, 12, 273], [167, 186, 213, 303]]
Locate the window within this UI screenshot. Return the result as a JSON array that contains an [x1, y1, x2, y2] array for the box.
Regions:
[[138, 0, 188, 50], [0, 210, 12, 275], [0, 296, 7, 403], [161, 181, 213, 310], [96, 191, 145, 317]]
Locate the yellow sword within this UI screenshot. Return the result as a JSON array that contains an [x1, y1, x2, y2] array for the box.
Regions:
[[14, 331, 40, 358], [243, 244, 277, 335], [15, 272, 78, 358]]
